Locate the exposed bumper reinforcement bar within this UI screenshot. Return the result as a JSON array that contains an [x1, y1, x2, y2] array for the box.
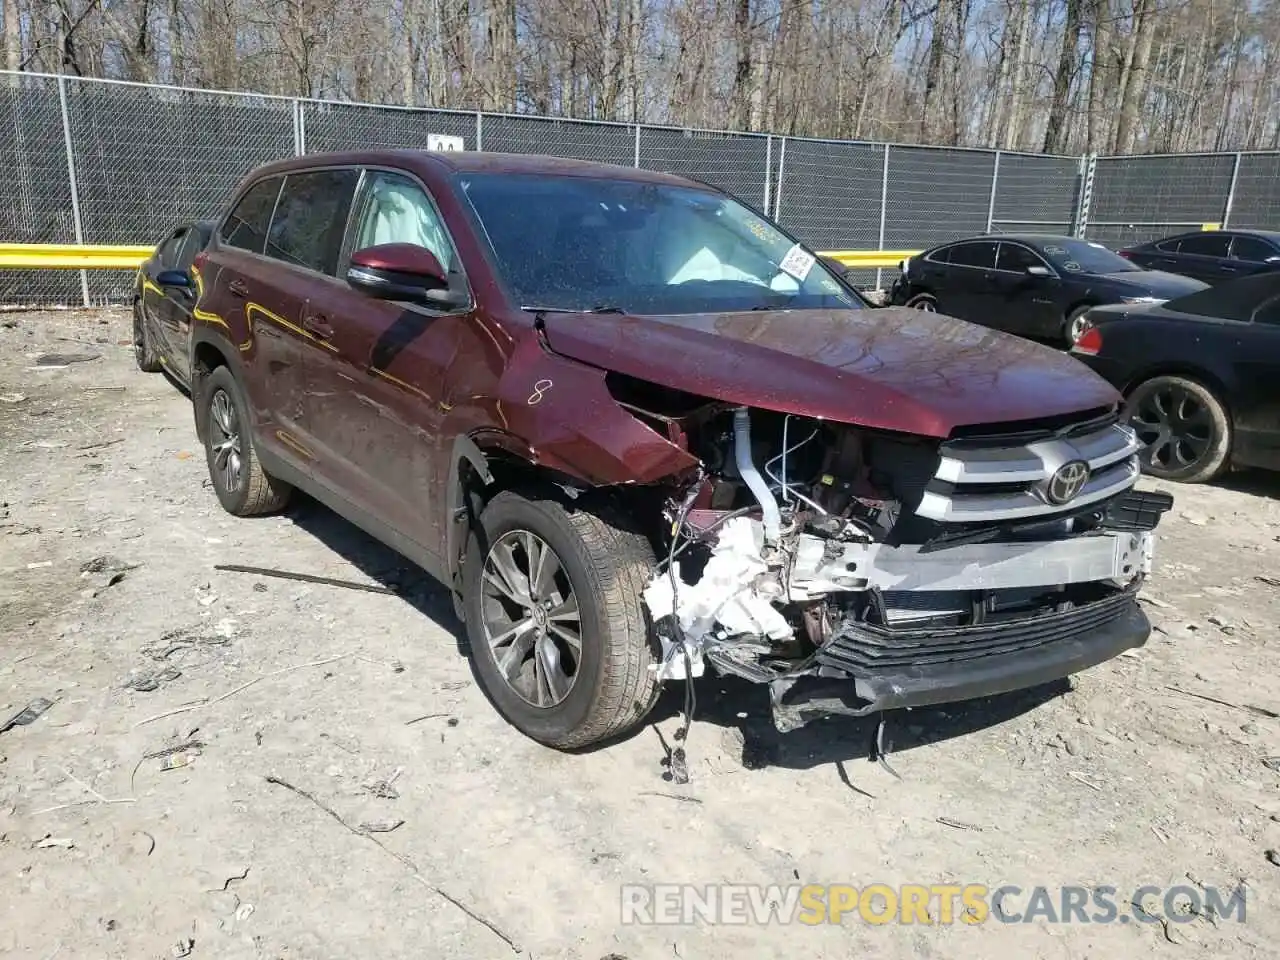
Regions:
[[768, 591, 1149, 732]]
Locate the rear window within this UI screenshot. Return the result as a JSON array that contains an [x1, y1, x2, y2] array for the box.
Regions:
[[220, 177, 282, 254], [948, 241, 997, 269], [265, 169, 360, 274], [1176, 233, 1230, 257]]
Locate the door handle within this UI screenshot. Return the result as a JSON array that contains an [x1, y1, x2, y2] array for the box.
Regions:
[[228, 279, 249, 298], [302, 314, 334, 340]]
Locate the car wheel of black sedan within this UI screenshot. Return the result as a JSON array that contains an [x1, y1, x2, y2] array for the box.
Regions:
[[1124, 375, 1231, 483], [1064, 306, 1092, 346], [906, 293, 937, 312], [133, 300, 163, 373]]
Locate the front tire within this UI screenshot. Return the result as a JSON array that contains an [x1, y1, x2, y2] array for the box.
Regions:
[[133, 300, 162, 373], [198, 365, 291, 515], [1063, 306, 1092, 345], [906, 293, 938, 312], [1125, 375, 1231, 483], [463, 490, 662, 749]]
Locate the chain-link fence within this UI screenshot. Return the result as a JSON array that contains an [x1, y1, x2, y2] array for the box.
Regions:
[[2, 70, 1279, 307]]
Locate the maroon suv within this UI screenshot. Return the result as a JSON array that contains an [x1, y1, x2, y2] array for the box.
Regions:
[[183, 150, 1170, 749]]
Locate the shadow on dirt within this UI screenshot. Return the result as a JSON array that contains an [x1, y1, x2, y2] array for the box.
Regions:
[[279, 492, 1070, 774], [646, 674, 1068, 775], [282, 494, 467, 654], [1213, 468, 1280, 500]]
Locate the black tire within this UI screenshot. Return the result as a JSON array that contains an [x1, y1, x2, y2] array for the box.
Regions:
[[133, 300, 163, 373], [463, 490, 662, 749], [906, 293, 937, 312], [1124, 375, 1231, 483], [1063, 305, 1092, 345], [197, 365, 291, 515]]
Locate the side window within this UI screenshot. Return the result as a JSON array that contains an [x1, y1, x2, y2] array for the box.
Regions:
[[1177, 233, 1230, 257], [948, 241, 998, 269], [926, 245, 952, 265], [1155, 237, 1182, 253], [1253, 295, 1280, 325], [351, 171, 456, 273], [220, 177, 282, 254], [1231, 235, 1276, 263], [996, 242, 1046, 273], [265, 169, 361, 274]]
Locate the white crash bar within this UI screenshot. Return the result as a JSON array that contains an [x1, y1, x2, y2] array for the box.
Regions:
[[789, 530, 1153, 599]]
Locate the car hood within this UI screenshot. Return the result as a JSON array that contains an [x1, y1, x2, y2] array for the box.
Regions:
[[542, 307, 1120, 438], [1098, 269, 1207, 298]]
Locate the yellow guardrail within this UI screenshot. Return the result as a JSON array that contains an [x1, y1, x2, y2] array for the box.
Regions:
[[0, 243, 156, 268], [824, 249, 920, 269], [0, 243, 920, 271]]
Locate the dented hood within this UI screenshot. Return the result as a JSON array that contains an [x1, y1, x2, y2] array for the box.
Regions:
[[541, 306, 1120, 438]]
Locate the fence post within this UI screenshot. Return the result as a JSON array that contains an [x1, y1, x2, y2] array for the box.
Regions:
[[56, 75, 90, 308], [633, 124, 641, 167], [876, 143, 890, 290], [475, 112, 483, 151], [985, 150, 1001, 233], [1223, 152, 1242, 227], [772, 137, 787, 220], [292, 100, 305, 155], [1074, 153, 1095, 237], [763, 135, 772, 215]]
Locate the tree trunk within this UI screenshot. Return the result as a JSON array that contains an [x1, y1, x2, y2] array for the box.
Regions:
[[920, 0, 950, 140], [1044, 0, 1084, 152], [1114, 0, 1156, 153], [1003, 1, 1029, 149], [4, 0, 20, 71], [730, 0, 752, 130]]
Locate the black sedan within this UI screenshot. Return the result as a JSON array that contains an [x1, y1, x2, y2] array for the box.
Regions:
[[1070, 272, 1280, 483], [1119, 229, 1280, 286], [133, 219, 214, 387], [889, 234, 1207, 344]]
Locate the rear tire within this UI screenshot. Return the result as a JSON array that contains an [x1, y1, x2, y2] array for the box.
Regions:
[[906, 293, 937, 312], [133, 301, 162, 373], [1124, 375, 1231, 483], [463, 490, 662, 749], [198, 365, 291, 515]]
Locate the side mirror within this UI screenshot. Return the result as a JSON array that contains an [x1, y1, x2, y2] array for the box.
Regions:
[[347, 243, 467, 308], [155, 269, 192, 288], [1026, 265, 1053, 277]]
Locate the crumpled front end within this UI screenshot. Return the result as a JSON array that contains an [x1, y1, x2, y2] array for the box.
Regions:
[[634, 395, 1170, 732]]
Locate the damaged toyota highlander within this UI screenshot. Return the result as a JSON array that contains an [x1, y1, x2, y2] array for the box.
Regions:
[[186, 150, 1172, 750]]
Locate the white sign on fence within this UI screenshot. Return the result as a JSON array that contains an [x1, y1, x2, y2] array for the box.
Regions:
[[427, 134, 465, 152]]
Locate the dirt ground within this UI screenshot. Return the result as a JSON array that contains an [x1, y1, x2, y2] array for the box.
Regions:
[[1, 307, 1279, 960]]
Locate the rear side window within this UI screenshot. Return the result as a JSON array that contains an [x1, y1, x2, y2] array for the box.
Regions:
[[220, 177, 281, 253], [1177, 233, 1230, 257], [1231, 235, 1276, 262], [925, 246, 952, 264], [266, 169, 361, 274], [949, 241, 997, 269]]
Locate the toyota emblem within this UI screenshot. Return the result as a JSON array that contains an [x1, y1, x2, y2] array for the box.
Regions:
[[1046, 460, 1090, 505]]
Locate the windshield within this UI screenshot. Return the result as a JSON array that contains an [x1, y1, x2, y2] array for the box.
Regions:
[[458, 173, 860, 315], [1039, 238, 1141, 275]]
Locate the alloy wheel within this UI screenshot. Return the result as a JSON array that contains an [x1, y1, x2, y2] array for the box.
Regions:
[[480, 529, 582, 708], [911, 298, 936, 312], [207, 388, 244, 493], [1130, 382, 1214, 472], [1069, 312, 1090, 343]]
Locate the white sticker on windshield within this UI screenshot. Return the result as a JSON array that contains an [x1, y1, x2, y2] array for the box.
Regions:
[[779, 244, 816, 283]]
